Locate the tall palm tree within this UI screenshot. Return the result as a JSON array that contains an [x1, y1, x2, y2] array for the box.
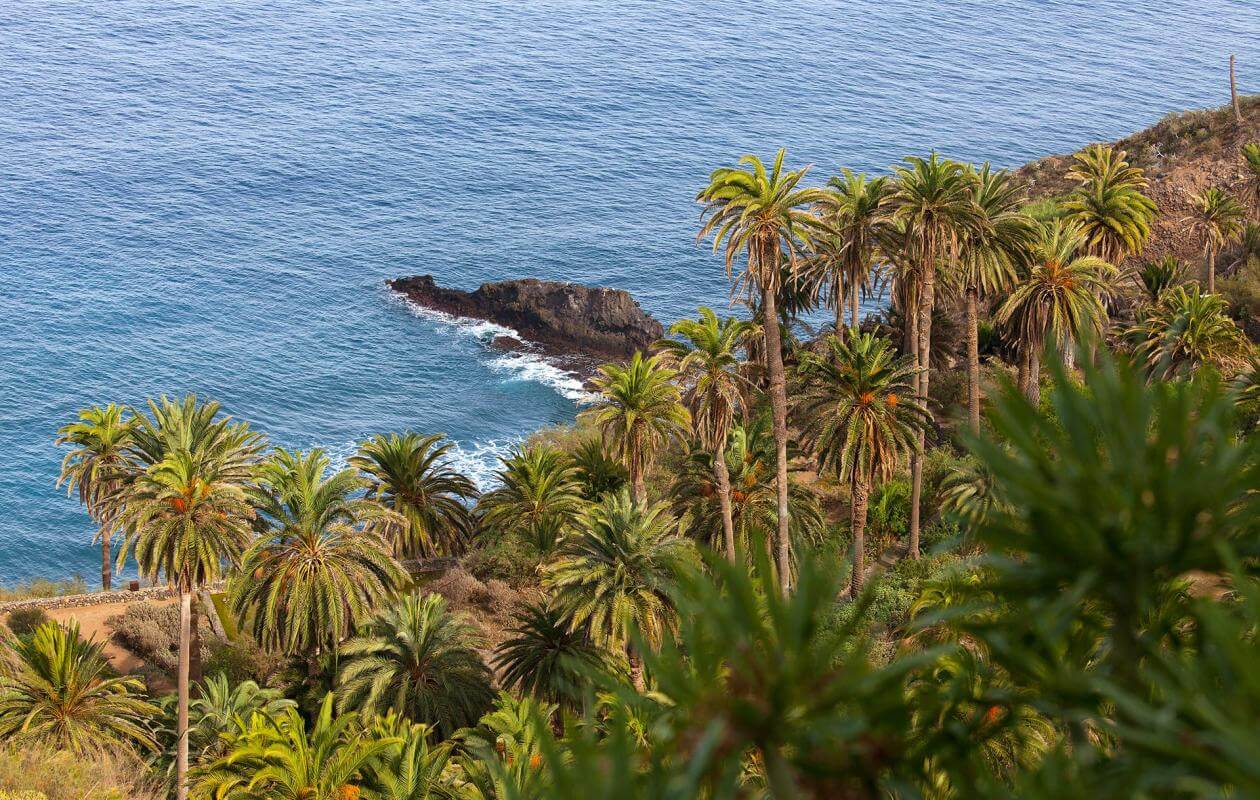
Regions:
[[813, 169, 890, 330], [794, 333, 927, 593], [582, 352, 689, 505], [56, 403, 136, 590], [697, 149, 828, 593], [1125, 285, 1251, 381], [669, 416, 825, 559], [337, 592, 494, 740], [885, 153, 981, 559], [655, 307, 754, 561], [544, 490, 691, 690], [116, 395, 261, 800], [956, 165, 1037, 429], [1062, 144, 1157, 264], [477, 445, 586, 552], [1187, 187, 1248, 294], [230, 448, 406, 663], [196, 694, 396, 800], [996, 220, 1115, 403], [0, 621, 157, 752], [495, 601, 612, 710], [353, 432, 479, 559]]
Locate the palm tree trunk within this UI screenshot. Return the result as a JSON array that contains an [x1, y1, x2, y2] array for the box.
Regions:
[[632, 471, 646, 505], [965, 286, 981, 432], [100, 533, 112, 592], [850, 475, 869, 595], [628, 646, 645, 692], [910, 251, 936, 561], [835, 285, 845, 335], [849, 282, 860, 331], [713, 441, 737, 562], [1061, 332, 1076, 370], [1027, 344, 1042, 405], [1017, 346, 1030, 397], [905, 290, 922, 561], [189, 593, 203, 686], [761, 284, 793, 596], [1207, 249, 1216, 294], [176, 590, 191, 800]]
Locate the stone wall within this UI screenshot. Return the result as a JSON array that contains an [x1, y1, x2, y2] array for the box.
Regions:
[[0, 581, 225, 615]]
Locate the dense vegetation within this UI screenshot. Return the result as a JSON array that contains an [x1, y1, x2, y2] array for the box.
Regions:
[[4, 113, 1260, 798]]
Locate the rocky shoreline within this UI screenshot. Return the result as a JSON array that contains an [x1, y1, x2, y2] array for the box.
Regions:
[[387, 275, 664, 364]]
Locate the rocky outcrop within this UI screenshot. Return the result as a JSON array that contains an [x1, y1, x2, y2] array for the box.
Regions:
[[388, 275, 664, 360]]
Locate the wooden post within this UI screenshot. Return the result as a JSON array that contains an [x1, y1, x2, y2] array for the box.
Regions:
[[1231, 55, 1243, 124]]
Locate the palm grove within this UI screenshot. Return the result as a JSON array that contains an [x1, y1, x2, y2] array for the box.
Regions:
[[6, 119, 1260, 798]]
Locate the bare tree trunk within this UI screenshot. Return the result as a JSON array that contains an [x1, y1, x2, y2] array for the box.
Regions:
[[910, 252, 936, 561], [1017, 346, 1030, 397], [1062, 333, 1076, 370], [631, 463, 646, 505], [849, 476, 870, 595], [100, 534, 112, 592], [176, 591, 191, 800], [1232, 55, 1243, 125], [1207, 249, 1217, 295], [850, 282, 860, 330], [835, 286, 845, 335], [762, 284, 793, 596], [965, 286, 981, 432], [713, 441, 737, 562]]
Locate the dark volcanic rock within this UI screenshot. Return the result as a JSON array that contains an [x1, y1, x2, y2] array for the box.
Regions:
[[388, 275, 663, 360]]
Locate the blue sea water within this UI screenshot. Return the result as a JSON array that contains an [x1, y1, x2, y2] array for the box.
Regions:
[[0, 0, 1256, 584]]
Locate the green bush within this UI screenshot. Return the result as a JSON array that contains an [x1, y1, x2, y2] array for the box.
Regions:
[[463, 535, 545, 587], [3, 607, 49, 638], [0, 744, 157, 800], [203, 636, 289, 688], [107, 601, 210, 674]]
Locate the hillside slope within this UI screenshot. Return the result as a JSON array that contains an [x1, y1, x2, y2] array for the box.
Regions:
[[1015, 95, 1259, 267]]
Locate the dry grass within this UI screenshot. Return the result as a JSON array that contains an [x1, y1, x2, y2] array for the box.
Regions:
[[0, 744, 160, 800]]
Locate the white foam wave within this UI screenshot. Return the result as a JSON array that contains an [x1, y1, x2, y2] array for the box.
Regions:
[[444, 438, 516, 492], [389, 290, 594, 404]]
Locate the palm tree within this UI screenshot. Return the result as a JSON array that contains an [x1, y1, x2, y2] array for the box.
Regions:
[[1125, 285, 1251, 381], [1187, 187, 1248, 294], [1062, 144, 1157, 264], [0, 621, 157, 752], [494, 601, 613, 711], [152, 674, 295, 790], [997, 220, 1115, 403], [353, 432, 479, 559], [56, 404, 136, 591], [337, 592, 494, 740], [885, 153, 981, 559], [654, 307, 754, 561], [697, 149, 828, 593], [956, 165, 1037, 430], [543, 490, 691, 690], [813, 169, 890, 330], [569, 437, 628, 501], [794, 333, 927, 593], [477, 445, 586, 552], [230, 448, 406, 663], [1137, 255, 1186, 303], [455, 693, 557, 800], [365, 715, 454, 800], [196, 694, 396, 800], [669, 417, 825, 559], [116, 395, 261, 800], [582, 352, 689, 505]]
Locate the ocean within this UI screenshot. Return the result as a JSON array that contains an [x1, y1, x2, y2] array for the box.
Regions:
[[0, 0, 1256, 583]]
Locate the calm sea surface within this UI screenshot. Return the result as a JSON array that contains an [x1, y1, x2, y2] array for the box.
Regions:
[[0, 0, 1256, 583]]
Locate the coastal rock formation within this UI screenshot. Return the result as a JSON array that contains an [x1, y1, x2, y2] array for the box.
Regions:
[[388, 275, 664, 360]]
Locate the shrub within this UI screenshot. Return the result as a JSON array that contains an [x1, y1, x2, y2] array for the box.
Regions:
[[107, 601, 209, 674], [463, 536, 544, 587], [4, 607, 49, 638], [867, 479, 910, 548], [203, 637, 289, 688], [428, 568, 520, 618]]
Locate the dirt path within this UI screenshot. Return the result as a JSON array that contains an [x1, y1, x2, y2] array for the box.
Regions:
[[48, 598, 176, 690]]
